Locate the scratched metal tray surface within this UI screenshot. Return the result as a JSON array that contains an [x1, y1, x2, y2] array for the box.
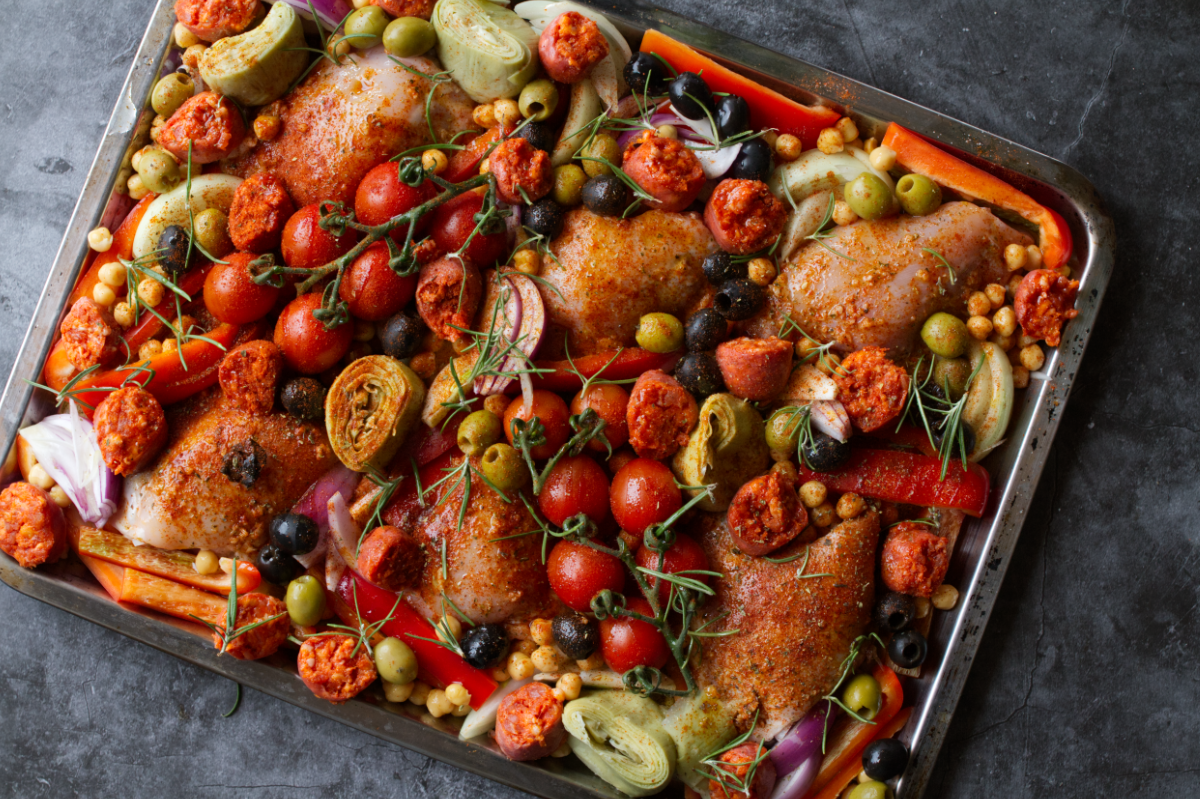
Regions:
[[0, 0, 1114, 797]]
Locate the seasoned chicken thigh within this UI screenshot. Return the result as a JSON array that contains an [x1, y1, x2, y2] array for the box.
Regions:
[[226, 47, 475, 206], [747, 202, 1032, 356]]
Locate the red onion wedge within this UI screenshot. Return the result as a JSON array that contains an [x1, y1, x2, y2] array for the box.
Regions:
[[265, 0, 352, 31], [327, 491, 361, 571], [291, 464, 360, 569], [18, 403, 120, 527], [474, 274, 547, 396], [768, 701, 833, 799]]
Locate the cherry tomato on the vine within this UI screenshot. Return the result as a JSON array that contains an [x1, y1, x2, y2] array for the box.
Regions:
[[204, 252, 280, 324], [634, 533, 709, 598], [503, 391, 570, 460], [338, 241, 417, 321], [599, 597, 670, 674], [539, 455, 610, 527], [353, 163, 436, 244], [546, 540, 625, 613], [610, 458, 682, 536], [430, 191, 507, 267], [571, 383, 630, 453], [281, 203, 357, 270], [273, 293, 353, 374]]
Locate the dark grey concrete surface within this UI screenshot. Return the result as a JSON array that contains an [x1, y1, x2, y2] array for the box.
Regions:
[[0, 0, 1195, 797]]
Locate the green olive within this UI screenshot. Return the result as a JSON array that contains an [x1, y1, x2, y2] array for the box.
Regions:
[[136, 147, 181, 194], [846, 781, 893, 799], [932, 357, 972, 399], [480, 443, 528, 494], [844, 173, 892, 221], [765, 408, 802, 455], [383, 16, 437, 58], [374, 636, 418, 684], [582, 134, 621, 178], [457, 409, 503, 457], [518, 79, 559, 123], [192, 207, 233, 258], [553, 164, 587, 207], [842, 673, 883, 721], [285, 575, 326, 627], [635, 313, 684, 354], [345, 6, 390, 50], [920, 312, 969, 359], [895, 173, 942, 216], [151, 73, 194, 118]]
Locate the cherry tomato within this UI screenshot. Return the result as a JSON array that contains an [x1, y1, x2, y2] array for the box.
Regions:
[[273, 293, 353, 374], [546, 540, 626, 613], [353, 163, 436, 244], [635, 533, 709, 598], [281, 203, 358, 269], [610, 458, 682, 536], [571, 383, 630, 453], [338, 241, 417, 321], [503, 391, 570, 460], [599, 597, 670, 674], [539, 455, 610, 527], [430, 191, 507, 267], [204, 252, 281, 324]]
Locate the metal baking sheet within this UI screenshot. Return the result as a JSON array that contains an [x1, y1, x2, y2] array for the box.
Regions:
[[0, 1, 1115, 797]]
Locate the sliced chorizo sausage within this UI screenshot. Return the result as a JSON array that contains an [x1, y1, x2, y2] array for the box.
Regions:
[[0, 482, 67, 569], [489, 138, 554, 206], [538, 11, 609, 84], [371, 0, 436, 19], [626, 369, 698, 461], [415, 256, 483, 343], [1013, 268, 1080, 347], [174, 0, 259, 42], [157, 91, 246, 165], [219, 340, 284, 415], [228, 173, 296, 253], [93, 385, 169, 476], [214, 593, 290, 660], [880, 521, 949, 598], [495, 681, 567, 761], [357, 525, 426, 592], [623, 137, 706, 213], [298, 634, 378, 703], [832, 346, 909, 433], [715, 336, 793, 401], [60, 297, 124, 371], [726, 470, 807, 557], [703, 178, 787, 255], [709, 742, 778, 799]]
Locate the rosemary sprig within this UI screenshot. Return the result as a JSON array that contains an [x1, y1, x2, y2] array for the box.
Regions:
[[898, 355, 986, 479], [777, 314, 845, 376], [697, 710, 769, 798], [804, 193, 857, 262], [408, 594, 474, 657], [922, 247, 957, 294]]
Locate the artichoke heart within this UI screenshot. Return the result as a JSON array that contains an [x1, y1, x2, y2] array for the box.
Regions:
[[563, 691, 676, 797], [661, 691, 737, 790], [198, 2, 308, 107], [432, 0, 539, 103], [326, 355, 425, 472], [672, 393, 770, 512]]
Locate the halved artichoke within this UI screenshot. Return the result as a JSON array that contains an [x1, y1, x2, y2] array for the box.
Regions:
[[672, 393, 770, 512], [198, 2, 308, 107], [326, 355, 426, 472], [563, 691, 676, 797], [432, 0, 539, 103]]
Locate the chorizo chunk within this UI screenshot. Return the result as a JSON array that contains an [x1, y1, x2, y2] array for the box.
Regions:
[[538, 12, 609, 84], [726, 470, 807, 557], [715, 336, 793, 401], [495, 682, 567, 761], [60, 297, 123, 371], [881, 521, 949, 598], [298, 634, 378, 703], [93, 385, 169, 476], [371, 0, 435, 19], [703, 179, 787, 255], [219, 340, 284, 415], [357, 525, 425, 592], [489, 138, 553, 206], [0, 482, 67, 568], [623, 137, 706, 213], [174, 0, 259, 42], [228, 173, 296, 253], [158, 91, 246, 165], [709, 742, 778, 799], [626, 369, 698, 461], [213, 593, 289, 660], [415, 256, 483, 343], [1013, 268, 1079, 347], [833, 347, 908, 433]]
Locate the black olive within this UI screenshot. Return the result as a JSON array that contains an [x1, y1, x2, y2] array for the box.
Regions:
[[668, 72, 714, 121], [256, 543, 303, 585], [904, 381, 946, 428], [582, 175, 629, 217], [220, 440, 265, 487], [932, 420, 976, 456], [269, 512, 320, 556], [715, 95, 750, 138], [280, 378, 326, 422], [459, 623, 509, 669], [889, 629, 928, 669], [874, 592, 917, 633], [525, 198, 566, 239], [713, 278, 765, 321], [552, 613, 599, 660], [517, 121, 557, 154], [701, 251, 745, 286], [801, 432, 852, 472], [732, 138, 773, 183], [862, 738, 910, 781], [623, 52, 669, 97], [379, 313, 424, 360], [675, 352, 726, 398], [157, 224, 195, 278], [685, 308, 728, 352]]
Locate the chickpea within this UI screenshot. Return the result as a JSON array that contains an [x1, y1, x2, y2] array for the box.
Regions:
[[1018, 333, 1039, 348], [771, 460, 798, 482], [1019, 344, 1045, 371], [577, 651, 606, 671], [810, 501, 836, 527], [800, 480, 827, 508], [383, 681, 415, 703], [174, 22, 201, 48], [1026, 245, 1043, 270], [507, 651, 536, 680], [761, 130, 779, 150], [868, 144, 896, 172], [984, 283, 1007, 309], [251, 114, 281, 142], [552, 687, 567, 703], [914, 597, 932, 619], [182, 44, 207, 70], [816, 127, 844, 155], [747, 257, 776, 287], [991, 332, 1015, 351], [832, 199, 859, 227], [162, 337, 178, 353], [1004, 242, 1028, 272], [966, 291, 992, 317], [530, 618, 554, 647], [426, 688, 454, 718], [444, 682, 470, 707], [836, 492, 865, 520], [127, 173, 149, 200], [422, 149, 449, 175], [48, 486, 72, 509], [993, 306, 1017, 338], [513, 639, 537, 656], [511, 248, 541, 276], [138, 278, 164, 307], [655, 124, 678, 140], [932, 584, 959, 610], [492, 668, 511, 683], [966, 315, 993, 340], [138, 340, 163, 360], [27, 464, 55, 492], [775, 133, 802, 161], [194, 550, 220, 575], [472, 103, 497, 129], [862, 136, 879, 154], [557, 672, 583, 701], [483, 394, 510, 417], [835, 117, 859, 144], [98, 261, 127, 288], [88, 227, 114, 253], [409, 352, 437, 380], [408, 681, 431, 706], [816, 352, 842, 377], [1011, 365, 1030, 389], [436, 614, 462, 644], [531, 645, 563, 673], [493, 99, 522, 128], [92, 283, 116, 307], [113, 302, 136, 329], [452, 702, 472, 717]]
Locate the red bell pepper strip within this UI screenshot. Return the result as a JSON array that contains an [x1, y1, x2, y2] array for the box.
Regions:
[[881, 123, 1073, 270], [531, 347, 682, 393], [443, 124, 516, 184], [122, 265, 212, 353], [807, 664, 904, 797], [809, 707, 914, 799], [335, 571, 497, 709], [797, 448, 990, 518], [639, 30, 841, 149], [67, 193, 157, 308]]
